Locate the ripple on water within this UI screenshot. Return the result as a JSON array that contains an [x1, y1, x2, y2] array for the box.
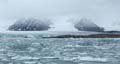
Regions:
[[0, 37, 120, 64]]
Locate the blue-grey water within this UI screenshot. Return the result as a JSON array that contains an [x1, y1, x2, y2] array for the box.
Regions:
[[0, 32, 120, 64]]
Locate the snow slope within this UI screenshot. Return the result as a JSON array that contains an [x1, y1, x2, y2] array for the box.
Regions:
[[49, 17, 78, 31]]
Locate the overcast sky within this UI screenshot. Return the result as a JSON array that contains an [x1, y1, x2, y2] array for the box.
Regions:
[[0, 0, 120, 30]]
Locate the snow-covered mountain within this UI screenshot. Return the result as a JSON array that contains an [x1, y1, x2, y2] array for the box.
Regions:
[[73, 18, 104, 32], [8, 18, 52, 31]]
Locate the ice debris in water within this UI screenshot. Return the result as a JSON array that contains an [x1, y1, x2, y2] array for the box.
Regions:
[[0, 34, 119, 64]]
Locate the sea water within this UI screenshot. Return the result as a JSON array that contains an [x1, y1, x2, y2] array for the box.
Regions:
[[0, 32, 120, 64]]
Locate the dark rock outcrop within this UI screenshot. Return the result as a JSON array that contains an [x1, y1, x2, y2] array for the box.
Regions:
[[74, 18, 104, 32], [8, 18, 52, 31], [43, 34, 120, 38]]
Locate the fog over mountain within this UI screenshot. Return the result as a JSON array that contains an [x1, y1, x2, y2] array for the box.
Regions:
[[0, 0, 120, 31], [8, 18, 52, 31]]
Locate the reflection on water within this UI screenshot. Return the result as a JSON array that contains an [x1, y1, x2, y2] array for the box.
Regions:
[[0, 34, 120, 64]]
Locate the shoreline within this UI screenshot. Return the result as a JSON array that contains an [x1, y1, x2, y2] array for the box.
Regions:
[[43, 33, 120, 38], [1, 31, 120, 38]]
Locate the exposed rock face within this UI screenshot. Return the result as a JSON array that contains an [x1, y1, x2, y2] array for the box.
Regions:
[[8, 18, 52, 31], [74, 18, 104, 32]]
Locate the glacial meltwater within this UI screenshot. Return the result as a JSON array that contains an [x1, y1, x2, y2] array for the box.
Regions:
[[0, 32, 120, 64]]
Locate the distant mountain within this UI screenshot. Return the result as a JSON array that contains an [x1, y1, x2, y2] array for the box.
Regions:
[[103, 31, 120, 34], [8, 18, 52, 31], [74, 18, 104, 32]]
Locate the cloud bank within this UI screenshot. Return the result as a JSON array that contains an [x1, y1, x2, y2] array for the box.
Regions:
[[0, 0, 120, 31]]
